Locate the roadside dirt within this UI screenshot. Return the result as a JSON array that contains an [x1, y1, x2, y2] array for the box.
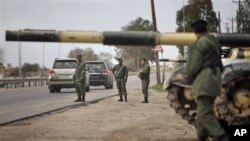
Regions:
[[0, 88, 196, 141]]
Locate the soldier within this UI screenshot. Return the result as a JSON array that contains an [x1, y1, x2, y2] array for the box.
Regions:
[[74, 54, 86, 102], [112, 58, 128, 102], [186, 20, 229, 141], [138, 58, 150, 103]]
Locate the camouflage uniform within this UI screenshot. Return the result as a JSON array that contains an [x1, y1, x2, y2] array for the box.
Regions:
[[139, 64, 150, 103], [187, 33, 227, 140], [74, 61, 86, 102], [112, 63, 128, 102]]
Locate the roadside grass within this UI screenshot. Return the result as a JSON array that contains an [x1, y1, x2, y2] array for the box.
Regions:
[[150, 84, 165, 93]]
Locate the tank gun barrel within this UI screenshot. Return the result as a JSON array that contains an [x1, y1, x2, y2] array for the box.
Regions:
[[5, 29, 250, 47], [159, 59, 186, 63]]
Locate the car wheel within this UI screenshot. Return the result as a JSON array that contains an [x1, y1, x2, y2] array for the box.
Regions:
[[105, 85, 110, 89], [86, 86, 90, 92], [110, 84, 113, 89], [50, 89, 56, 93], [55, 88, 61, 93]]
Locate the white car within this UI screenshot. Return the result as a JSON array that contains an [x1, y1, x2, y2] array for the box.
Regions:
[[48, 58, 90, 93]]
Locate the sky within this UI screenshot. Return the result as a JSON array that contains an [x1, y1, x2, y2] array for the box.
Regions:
[[0, 0, 237, 68]]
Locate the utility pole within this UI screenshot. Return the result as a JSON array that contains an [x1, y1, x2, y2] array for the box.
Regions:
[[182, 0, 187, 60], [18, 41, 22, 78], [58, 43, 61, 58], [42, 42, 45, 77], [224, 22, 230, 33], [233, 0, 241, 33], [227, 17, 236, 33], [182, 0, 186, 32], [150, 0, 161, 84], [18, 30, 22, 78], [218, 12, 222, 33]]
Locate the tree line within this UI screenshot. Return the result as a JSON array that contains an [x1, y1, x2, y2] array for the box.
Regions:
[[67, 17, 155, 72], [237, 0, 250, 33], [0, 62, 46, 78], [68, 48, 113, 67], [176, 0, 250, 56]]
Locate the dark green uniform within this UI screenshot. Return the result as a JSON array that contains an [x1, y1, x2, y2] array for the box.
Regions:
[[186, 33, 226, 139], [74, 61, 86, 100], [112, 64, 128, 99], [139, 64, 150, 98]]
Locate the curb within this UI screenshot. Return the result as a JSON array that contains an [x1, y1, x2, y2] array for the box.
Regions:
[[0, 94, 118, 126]]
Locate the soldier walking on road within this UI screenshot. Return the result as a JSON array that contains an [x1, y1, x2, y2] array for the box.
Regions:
[[138, 58, 150, 103], [112, 58, 128, 102], [186, 20, 229, 141], [74, 54, 86, 102]]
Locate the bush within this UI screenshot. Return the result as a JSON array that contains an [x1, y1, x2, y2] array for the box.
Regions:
[[151, 84, 165, 92]]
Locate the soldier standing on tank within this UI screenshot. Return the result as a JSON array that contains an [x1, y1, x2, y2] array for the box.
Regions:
[[74, 54, 86, 102], [138, 58, 150, 103], [186, 20, 229, 141], [112, 58, 128, 102]]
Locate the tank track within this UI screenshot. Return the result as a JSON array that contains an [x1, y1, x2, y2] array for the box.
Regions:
[[214, 86, 250, 125], [167, 86, 196, 126], [167, 84, 250, 127]]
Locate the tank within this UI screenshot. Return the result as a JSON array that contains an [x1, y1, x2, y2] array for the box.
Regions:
[[163, 48, 250, 128], [5, 29, 250, 129]]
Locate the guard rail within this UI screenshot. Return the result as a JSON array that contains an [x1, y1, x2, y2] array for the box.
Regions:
[[0, 78, 48, 89]]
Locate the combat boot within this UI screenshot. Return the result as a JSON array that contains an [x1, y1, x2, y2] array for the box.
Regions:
[[198, 136, 207, 141], [124, 95, 128, 102], [118, 96, 123, 102], [81, 96, 85, 102], [141, 97, 148, 103], [217, 134, 229, 141], [74, 97, 81, 102]]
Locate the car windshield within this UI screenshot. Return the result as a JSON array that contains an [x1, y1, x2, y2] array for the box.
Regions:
[[86, 62, 106, 73], [53, 60, 76, 69]]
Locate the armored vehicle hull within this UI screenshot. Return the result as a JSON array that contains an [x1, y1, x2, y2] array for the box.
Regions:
[[164, 59, 250, 127]]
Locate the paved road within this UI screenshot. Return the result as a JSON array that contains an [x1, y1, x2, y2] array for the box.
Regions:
[[0, 73, 157, 125]]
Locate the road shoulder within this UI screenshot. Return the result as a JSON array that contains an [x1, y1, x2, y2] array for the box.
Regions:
[[0, 88, 196, 141]]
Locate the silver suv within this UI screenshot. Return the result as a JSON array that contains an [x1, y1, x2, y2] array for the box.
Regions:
[[48, 58, 90, 93], [85, 61, 113, 89]]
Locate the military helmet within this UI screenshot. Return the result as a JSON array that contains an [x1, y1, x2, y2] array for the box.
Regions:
[[191, 19, 208, 33], [116, 57, 123, 61]]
